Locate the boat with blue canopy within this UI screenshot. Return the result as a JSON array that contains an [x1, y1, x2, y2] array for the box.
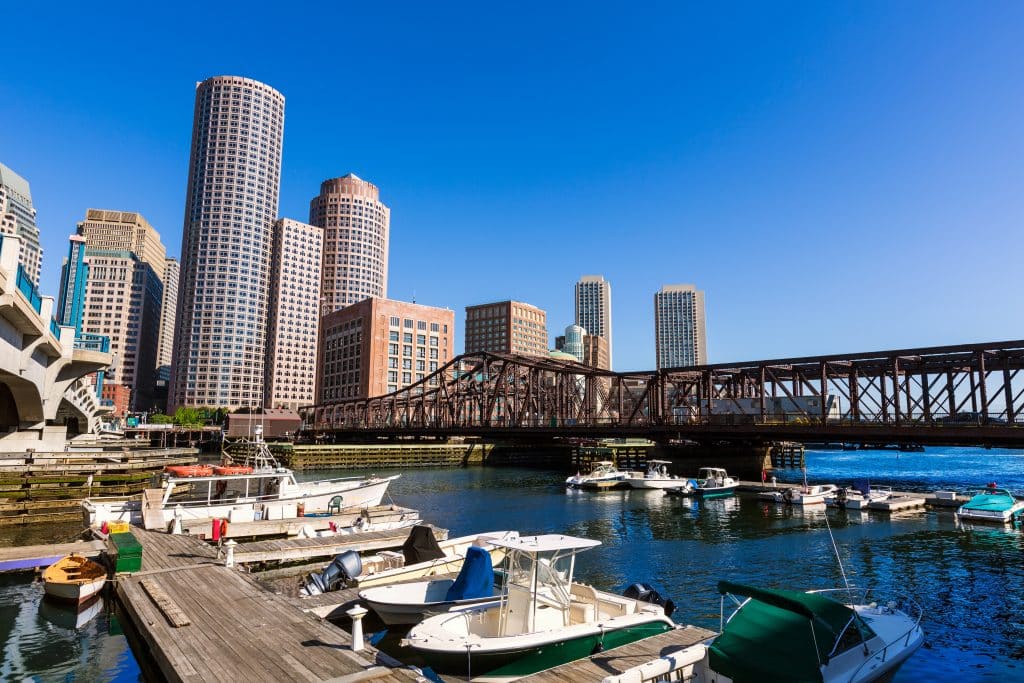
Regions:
[[956, 484, 1024, 523]]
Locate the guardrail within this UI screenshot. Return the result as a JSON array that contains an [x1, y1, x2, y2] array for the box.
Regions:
[[49, 318, 62, 339], [74, 332, 111, 353], [15, 265, 41, 313]]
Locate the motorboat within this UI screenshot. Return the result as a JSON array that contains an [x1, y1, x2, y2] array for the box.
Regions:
[[404, 534, 676, 680], [353, 529, 518, 588], [81, 436, 399, 529], [701, 581, 924, 682], [41, 555, 107, 604], [691, 467, 739, 498], [565, 461, 628, 490], [361, 545, 500, 626], [825, 481, 893, 510], [625, 460, 688, 490], [956, 484, 1024, 523], [763, 483, 839, 506]]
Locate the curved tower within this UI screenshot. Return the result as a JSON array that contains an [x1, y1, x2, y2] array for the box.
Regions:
[[309, 174, 390, 317], [169, 76, 285, 410]]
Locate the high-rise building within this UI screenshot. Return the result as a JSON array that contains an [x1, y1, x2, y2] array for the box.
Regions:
[[170, 76, 285, 410], [583, 334, 611, 370], [562, 324, 585, 363], [265, 218, 323, 411], [464, 301, 548, 357], [77, 210, 167, 410], [309, 174, 390, 317], [0, 162, 43, 285], [56, 234, 89, 335], [157, 258, 179, 370], [654, 284, 707, 369], [317, 298, 453, 402], [575, 275, 612, 368]]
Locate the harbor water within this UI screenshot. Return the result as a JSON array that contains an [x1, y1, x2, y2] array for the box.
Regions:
[[1, 446, 1022, 681]]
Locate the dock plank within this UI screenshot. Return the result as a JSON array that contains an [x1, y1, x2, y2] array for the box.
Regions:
[[0, 539, 106, 572]]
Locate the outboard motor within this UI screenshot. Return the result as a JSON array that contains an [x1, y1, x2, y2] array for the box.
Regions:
[[623, 582, 676, 618], [304, 550, 362, 596]]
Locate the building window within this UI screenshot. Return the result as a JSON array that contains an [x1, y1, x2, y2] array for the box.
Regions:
[[388, 343, 398, 355], [389, 317, 399, 327], [389, 331, 399, 341], [403, 345, 412, 357], [403, 333, 413, 343], [403, 318, 413, 329]]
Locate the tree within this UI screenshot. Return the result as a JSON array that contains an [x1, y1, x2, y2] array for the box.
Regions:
[[173, 407, 203, 428], [149, 413, 173, 424]]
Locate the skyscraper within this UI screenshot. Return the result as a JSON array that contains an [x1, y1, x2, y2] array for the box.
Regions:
[[575, 275, 612, 368], [309, 174, 390, 317], [265, 218, 323, 411], [157, 258, 179, 370], [654, 284, 707, 369], [464, 301, 548, 357], [562, 324, 586, 363], [170, 76, 285, 410], [0, 162, 43, 286], [56, 234, 89, 335], [77, 210, 167, 410]]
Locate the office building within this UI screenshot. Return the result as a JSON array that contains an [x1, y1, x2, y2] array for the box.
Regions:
[[0, 162, 43, 285], [562, 324, 585, 363], [170, 75, 285, 410], [464, 301, 548, 357], [265, 218, 323, 411], [309, 174, 390, 317], [77, 210, 167, 410], [56, 234, 89, 335], [157, 258, 179, 370], [583, 334, 611, 370], [318, 298, 453, 402], [654, 284, 707, 369], [575, 275, 612, 367]]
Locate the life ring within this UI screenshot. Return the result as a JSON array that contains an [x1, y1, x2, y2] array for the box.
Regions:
[[165, 465, 214, 477], [213, 466, 254, 475]]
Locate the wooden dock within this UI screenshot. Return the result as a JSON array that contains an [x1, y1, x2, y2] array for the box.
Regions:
[[179, 504, 420, 539], [522, 626, 715, 682], [0, 539, 106, 572]]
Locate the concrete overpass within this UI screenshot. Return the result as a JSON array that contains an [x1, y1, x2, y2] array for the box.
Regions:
[[0, 234, 112, 451]]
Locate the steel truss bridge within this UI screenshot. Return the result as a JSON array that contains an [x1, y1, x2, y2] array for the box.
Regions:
[[305, 340, 1024, 447]]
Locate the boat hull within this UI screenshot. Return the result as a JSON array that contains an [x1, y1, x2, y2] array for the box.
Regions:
[[696, 485, 737, 499], [366, 595, 499, 626], [41, 556, 107, 605], [412, 620, 674, 679], [627, 477, 688, 490]]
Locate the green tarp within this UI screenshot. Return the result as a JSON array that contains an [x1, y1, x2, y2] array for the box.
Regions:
[[708, 581, 871, 683]]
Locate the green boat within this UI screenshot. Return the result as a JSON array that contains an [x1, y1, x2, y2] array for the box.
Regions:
[[404, 534, 677, 681]]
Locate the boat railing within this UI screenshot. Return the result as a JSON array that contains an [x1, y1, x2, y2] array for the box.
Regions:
[[847, 593, 924, 679]]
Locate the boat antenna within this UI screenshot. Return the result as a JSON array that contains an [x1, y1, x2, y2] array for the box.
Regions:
[[822, 508, 852, 595]]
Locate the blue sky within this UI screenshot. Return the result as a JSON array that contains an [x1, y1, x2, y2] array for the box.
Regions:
[[1, 2, 1021, 371]]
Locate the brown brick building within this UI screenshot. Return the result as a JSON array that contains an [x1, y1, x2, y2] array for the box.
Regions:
[[317, 297, 454, 402], [464, 300, 548, 357]]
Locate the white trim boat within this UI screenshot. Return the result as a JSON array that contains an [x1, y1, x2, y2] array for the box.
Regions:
[[762, 483, 839, 506], [404, 534, 676, 680], [565, 461, 628, 490], [691, 467, 739, 498], [956, 484, 1024, 523], [41, 554, 107, 604], [625, 460, 688, 490], [354, 530, 518, 588], [825, 483, 893, 510], [701, 582, 924, 683]]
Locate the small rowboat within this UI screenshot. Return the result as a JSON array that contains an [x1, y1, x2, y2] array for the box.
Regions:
[[164, 465, 214, 477], [42, 554, 107, 604], [213, 465, 254, 475]]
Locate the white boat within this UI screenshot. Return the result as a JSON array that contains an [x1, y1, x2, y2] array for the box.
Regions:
[[353, 530, 518, 588], [625, 460, 688, 490], [692, 467, 739, 498], [762, 483, 839, 506], [41, 555, 107, 604], [361, 545, 501, 625], [565, 461, 628, 490], [700, 581, 924, 683], [956, 485, 1024, 523], [81, 439, 398, 529], [825, 483, 893, 510], [404, 534, 677, 680]]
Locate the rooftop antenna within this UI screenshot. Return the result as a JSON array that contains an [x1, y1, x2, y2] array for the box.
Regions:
[[412, 289, 416, 304]]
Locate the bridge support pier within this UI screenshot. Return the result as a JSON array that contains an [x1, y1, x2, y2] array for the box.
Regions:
[[652, 443, 772, 480]]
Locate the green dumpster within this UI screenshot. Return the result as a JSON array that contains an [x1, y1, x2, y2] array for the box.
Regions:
[[109, 532, 143, 574]]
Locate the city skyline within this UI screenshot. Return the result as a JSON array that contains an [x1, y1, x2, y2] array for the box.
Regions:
[[3, 4, 1022, 371]]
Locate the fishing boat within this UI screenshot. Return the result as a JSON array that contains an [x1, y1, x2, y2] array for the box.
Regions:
[[81, 436, 399, 529], [691, 467, 739, 498], [565, 461, 628, 490], [41, 555, 107, 604], [824, 482, 893, 510], [625, 460, 688, 490], [404, 534, 676, 680], [956, 484, 1024, 523], [361, 545, 500, 626], [701, 581, 924, 682], [763, 483, 840, 506]]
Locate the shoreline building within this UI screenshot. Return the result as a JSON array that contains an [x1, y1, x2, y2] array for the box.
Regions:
[[309, 174, 390, 318], [77, 209, 168, 411], [561, 324, 585, 363], [264, 218, 323, 411], [157, 258, 178, 369], [56, 234, 89, 335], [0, 162, 43, 286], [465, 301, 548, 357], [170, 75, 285, 410], [575, 275, 612, 368], [654, 284, 707, 370], [317, 297, 453, 402]]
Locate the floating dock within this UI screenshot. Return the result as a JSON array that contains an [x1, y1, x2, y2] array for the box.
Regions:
[[0, 539, 106, 572]]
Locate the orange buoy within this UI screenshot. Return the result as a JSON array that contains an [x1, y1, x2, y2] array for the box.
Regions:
[[212, 465, 254, 475], [164, 465, 214, 477]]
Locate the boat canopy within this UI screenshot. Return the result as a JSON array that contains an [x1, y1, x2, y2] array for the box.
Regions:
[[709, 581, 875, 683], [489, 534, 601, 553], [962, 488, 1017, 511], [445, 545, 494, 601]]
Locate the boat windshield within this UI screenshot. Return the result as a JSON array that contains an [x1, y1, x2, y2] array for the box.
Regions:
[[163, 472, 290, 507]]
